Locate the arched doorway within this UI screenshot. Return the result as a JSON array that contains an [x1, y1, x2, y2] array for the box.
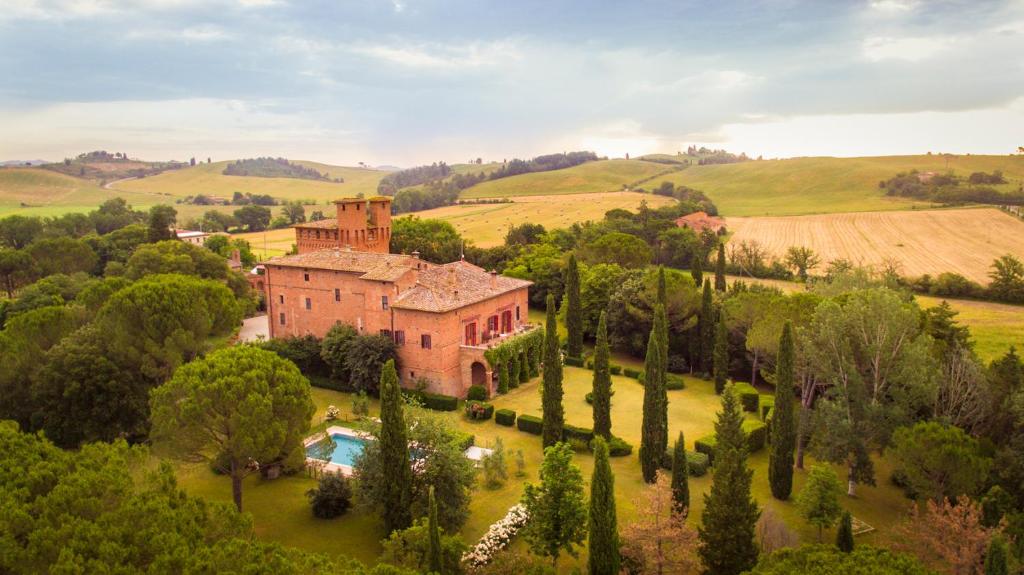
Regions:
[[470, 362, 487, 387]]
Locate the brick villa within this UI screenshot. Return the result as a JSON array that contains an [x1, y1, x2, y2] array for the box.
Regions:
[[675, 210, 726, 234], [259, 197, 533, 398]]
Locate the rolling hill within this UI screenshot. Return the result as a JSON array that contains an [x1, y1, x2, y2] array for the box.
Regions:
[[662, 154, 1024, 217], [458, 159, 680, 198], [0, 168, 164, 217]]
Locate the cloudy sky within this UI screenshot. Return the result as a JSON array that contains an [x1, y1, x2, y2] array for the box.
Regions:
[[1, 0, 1022, 166]]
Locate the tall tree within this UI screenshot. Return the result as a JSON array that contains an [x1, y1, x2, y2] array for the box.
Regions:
[[836, 510, 855, 553], [700, 279, 715, 373], [149, 346, 314, 512], [592, 311, 612, 440], [378, 359, 414, 533], [715, 244, 727, 292], [985, 536, 1009, 575], [542, 294, 565, 447], [565, 254, 583, 358], [699, 384, 760, 575], [655, 301, 669, 456], [427, 486, 443, 575], [671, 431, 690, 516], [0, 248, 35, 298], [640, 311, 665, 484], [588, 437, 620, 575], [713, 317, 729, 394], [146, 205, 177, 243], [621, 473, 699, 574], [796, 464, 843, 542], [769, 321, 797, 500], [522, 442, 588, 568], [691, 253, 703, 287]]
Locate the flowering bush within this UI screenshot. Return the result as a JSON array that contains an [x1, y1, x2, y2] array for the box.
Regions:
[[462, 504, 530, 568], [325, 405, 340, 421]]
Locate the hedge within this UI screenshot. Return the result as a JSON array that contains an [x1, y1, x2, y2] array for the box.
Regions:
[[609, 365, 622, 375], [687, 451, 710, 476], [307, 374, 352, 393], [495, 409, 516, 426], [623, 367, 641, 379], [405, 390, 458, 411], [694, 420, 768, 465], [759, 395, 776, 421], [467, 385, 488, 401], [585, 392, 593, 404], [517, 414, 543, 435], [608, 436, 633, 457], [695, 434, 718, 464], [732, 382, 759, 412], [563, 424, 594, 445], [666, 374, 686, 390], [564, 356, 585, 367], [464, 400, 494, 421]]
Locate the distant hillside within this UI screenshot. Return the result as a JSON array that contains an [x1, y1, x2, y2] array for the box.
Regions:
[[113, 160, 384, 203], [459, 159, 680, 198], [0, 167, 162, 217], [222, 157, 342, 182], [663, 154, 1024, 217], [41, 150, 188, 183]]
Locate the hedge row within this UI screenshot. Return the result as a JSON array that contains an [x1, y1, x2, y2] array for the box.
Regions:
[[465, 400, 494, 420], [517, 414, 543, 435], [657, 449, 709, 476], [732, 382, 760, 412], [564, 425, 594, 445], [608, 436, 633, 457], [564, 356, 585, 367], [759, 395, 775, 420], [694, 420, 768, 465], [495, 409, 516, 426], [666, 374, 686, 390], [623, 367, 641, 379], [404, 390, 458, 411]]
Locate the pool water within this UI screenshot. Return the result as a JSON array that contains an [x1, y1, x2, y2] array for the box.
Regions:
[[307, 433, 368, 467]]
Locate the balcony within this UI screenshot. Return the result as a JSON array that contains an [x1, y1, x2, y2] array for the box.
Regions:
[[460, 323, 538, 351]]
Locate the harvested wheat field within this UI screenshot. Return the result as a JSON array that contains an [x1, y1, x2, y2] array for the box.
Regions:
[[727, 207, 1024, 283]]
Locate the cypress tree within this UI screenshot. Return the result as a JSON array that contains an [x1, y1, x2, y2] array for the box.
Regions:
[[985, 536, 1009, 575], [671, 431, 690, 516], [592, 311, 612, 440], [657, 265, 667, 305], [519, 349, 531, 383], [588, 437, 620, 575], [565, 254, 583, 358], [836, 510, 854, 553], [715, 244, 727, 292], [654, 303, 669, 457], [698, 384, 760, 575], [700, 279, 714, 374], [691, 253, 703, 287], [498, 360, 510, 394], [640, 320, 663, 483], [509, 353, 521, 389], [713, 318, 729, 394], [378, 359, 412, 533], [427, 485, 443, 574], [542, 294, 564, 448], [769, 321, 797, 500]]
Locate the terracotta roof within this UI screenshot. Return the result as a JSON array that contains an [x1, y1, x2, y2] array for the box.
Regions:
[[294, 218, 339, 229], [674, 211, 725, 232], [392, 260, 532, 313], [264, 248, 417, 282]]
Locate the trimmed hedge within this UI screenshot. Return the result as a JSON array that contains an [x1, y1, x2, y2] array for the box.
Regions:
[[759, 395, 776, 420], [695, 420, 768, 465], [495, 409, 516, 426], [517, 414, 543, 435], [666, 374, 686, 390], [464, 400, 494, 421], [405, 390, 458, 411], [695, 434, 717, 464], [608, 436, 633, 457], [466, 385, 488, 401], [623, 367, 641, 379], [732, 382, 759, 412], [609, 365, 622, 375], [307, 374, 352, 393], [564, 356, 585, 367], [687, 451, 710, 476], [563, 424, 594, 444]]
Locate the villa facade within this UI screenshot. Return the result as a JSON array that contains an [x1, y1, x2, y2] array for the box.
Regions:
[[261, 197, 532, 398]]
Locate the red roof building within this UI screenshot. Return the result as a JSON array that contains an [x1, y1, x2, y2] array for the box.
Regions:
[[675, 211, 726, 234]]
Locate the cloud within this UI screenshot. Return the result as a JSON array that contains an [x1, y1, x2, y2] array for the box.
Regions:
[[867, 0, 919, 15], [350, 40, 521, 69], [862, 35, 954, 62]]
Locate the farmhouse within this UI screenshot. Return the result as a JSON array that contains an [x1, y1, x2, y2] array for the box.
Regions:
[[675, 211, 726, 234], [175, 229, 209, 245], [261, 197, 533, 398]]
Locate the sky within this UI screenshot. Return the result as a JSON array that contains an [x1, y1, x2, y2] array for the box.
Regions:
[[1, 0, 1022, 166]]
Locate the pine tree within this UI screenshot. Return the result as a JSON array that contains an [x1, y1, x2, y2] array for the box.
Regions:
[[769, 321, 797, 500], [700, 280, 715, 374], [640, 319, 663, 483], [592, 311, 612, 440], [985, 536, 1009, 575], [565, 254, 583, 358], [378, 359, 413, 533], [698, 384, 760, 575], [671, 431, 690, 516], [713, 318, 729, 394], [691, 254, 703, 287], [588, 437, 620, 575], [428, 485, 443, 574], [542, 294, 564, 448], [715, 244, 727, 292], [522, 443, 588, 567], [836, 510, 854, 553], [654, 302, 669, 457]]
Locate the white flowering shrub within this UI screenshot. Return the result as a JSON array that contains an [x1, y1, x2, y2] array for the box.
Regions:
[[325, 405, 340, 421], [461, 504, 530, 568]]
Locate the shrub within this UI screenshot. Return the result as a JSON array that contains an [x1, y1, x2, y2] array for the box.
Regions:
[[609, 364, 622, 375], [732, 382, 759, 412], [666, 354, 688, 374], [666, 373, 685, 390], [467, 385, 488, 401], [325, 405, 340, 421], [516, 414, 543, 435], [567, 437, 590, 452], [623, 367, 641, 379], [306, 473, 353, 519], [608, 436, 633, 457], [695, 434, 717, 464], [454, 431, 476, 452], [405, 390, 458, 411], [562, 424, 594, 445], [759, 395, 775, 421], [564, 356, 584, 367], [351, 392, 369, 418], [306, 374, 350, 392], [687, 451, 710, 476], [585, 391, 593, 404], [495, 409, 516, 426], [482, 438, 508, 489], [744, 420, 767, 452], [465, 400, 494, 421]]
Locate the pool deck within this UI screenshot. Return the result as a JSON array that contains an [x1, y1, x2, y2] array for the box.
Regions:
[[304, 425, 371, 476]]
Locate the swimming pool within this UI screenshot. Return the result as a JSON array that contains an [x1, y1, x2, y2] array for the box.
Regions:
[[306, 432, 369, 467]]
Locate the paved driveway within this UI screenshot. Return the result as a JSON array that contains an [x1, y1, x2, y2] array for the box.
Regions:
[[239, 315, 269, 342]]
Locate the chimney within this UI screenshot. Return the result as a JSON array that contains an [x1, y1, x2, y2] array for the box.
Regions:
[[489, 269, 497, 289]]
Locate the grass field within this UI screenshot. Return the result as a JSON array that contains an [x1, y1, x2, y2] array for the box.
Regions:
[[177, 367, 909, 571], [0, 168, 167, 217], [727, 207, 1024, 283], [664, 154, 1024, 217], [459, 159, 681, 199]]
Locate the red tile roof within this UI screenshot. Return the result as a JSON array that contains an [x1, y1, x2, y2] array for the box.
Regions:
[[393, 260, 532, 313], [264, 248, 416, 282], [675, 211, 726, 233], [294, 218, 339, 229]]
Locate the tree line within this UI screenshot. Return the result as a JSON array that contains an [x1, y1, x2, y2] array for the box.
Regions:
[[881, 169, 1024, 206], [223, 157, 343, 182]]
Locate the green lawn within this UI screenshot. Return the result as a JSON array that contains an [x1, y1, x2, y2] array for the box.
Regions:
[[459, 159, 680, 199], [664, 154, 1024, 217], [175, 367, 911, 571], [917, 295, 1024, 362]]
